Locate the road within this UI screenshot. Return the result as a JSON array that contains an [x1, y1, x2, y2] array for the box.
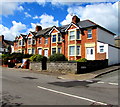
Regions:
[[1, 67, 119, 106]]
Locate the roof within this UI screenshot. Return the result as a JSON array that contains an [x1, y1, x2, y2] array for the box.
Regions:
[[1, 40, 14, 48], [30, 31, 37, 36], [36, 27, 52, 36], [24, 19, 115, 37], [77, 20, 97, 28], [114, 36, 120, 40]]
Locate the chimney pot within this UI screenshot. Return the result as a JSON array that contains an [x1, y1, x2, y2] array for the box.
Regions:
[[72, 15, 80, 24], [35, 25, 42, 32]]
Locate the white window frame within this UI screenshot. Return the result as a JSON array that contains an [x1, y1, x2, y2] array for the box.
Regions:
[[19, 40, 22, 46], [45, 37, 48, 44], [58, 47, 61, 54], [32, 48, 35, 54], [52, 48, 56, 55], [38, 48, 42, 55], [99, 45, 104, 53], [32, 38, 36, 45], [28, 49, 31, 54], [87, 29, 92, 39], [69, 46, 75, 56], [39, 37, 42, 44], [76, 46, 80, 55], [52, 35, 56, 43], [77, 30, 81, 40], [58, 34, 62, 42], [69, 31, 75, 40], [28, 38, 32, 45]]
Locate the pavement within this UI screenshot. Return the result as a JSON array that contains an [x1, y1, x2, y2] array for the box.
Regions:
[[57, 65, 120, 80]]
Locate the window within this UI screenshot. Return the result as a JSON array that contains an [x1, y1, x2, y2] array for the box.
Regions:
[[58, 48, 61, 53], [6, 49, 8, 52], [39, 38, 42, 44], [69, 31, 75, 40], [22, 50, 24, 54], [77, 30, 80, 39], [77, 46, 80, 55], [19, 40, 22, 46], [28, 38, 32, 45], [22, 40, 25, 46], [28, 49, 31, 54], [32, 48, 35, 54], [45, 37, 48, 44], [100, 46, 104, 53], [90, 49, 93, 55], [52, 48, 56, 55], [52, 35, 56, 42], [32, 38, 36, 45], [87, 29, 92, 38], [58, 34, 61, 42], [69, 46, 75, 56]]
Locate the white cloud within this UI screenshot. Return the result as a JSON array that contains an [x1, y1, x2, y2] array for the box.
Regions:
[[61, 2, 119, 35], [33, 15, 39, 19], [0, 2, 24, 16], [17, 5, 24, 11], [28, 14, 59, 32], [0, 21, 26, 40], [39, 14, 58, 28], [27, 23, 40, 32], [60, 14, 73, 25], [24, 12, 32, 18]]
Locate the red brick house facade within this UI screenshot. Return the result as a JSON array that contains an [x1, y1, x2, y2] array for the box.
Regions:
[[14, 16, 115, 60]]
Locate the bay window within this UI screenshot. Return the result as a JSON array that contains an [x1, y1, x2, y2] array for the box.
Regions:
[[52, 35, 56, 42], [69, 31, 75, 40]]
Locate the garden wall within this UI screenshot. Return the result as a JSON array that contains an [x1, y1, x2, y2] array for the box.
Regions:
[[30, 62, 42, 71], [47, 62, 77, 74], [30, 59, 108, 74]]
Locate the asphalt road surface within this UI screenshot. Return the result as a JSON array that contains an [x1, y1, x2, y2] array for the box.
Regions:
[[1, 67, 119, 106]]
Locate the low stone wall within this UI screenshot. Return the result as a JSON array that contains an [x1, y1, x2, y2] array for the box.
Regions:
[[30, 62, 77, 74], [30, 62, 42, 71], [47, 62, 77, 74]]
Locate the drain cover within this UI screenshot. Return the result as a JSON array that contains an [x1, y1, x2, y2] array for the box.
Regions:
[[22, 77, 37, 79]]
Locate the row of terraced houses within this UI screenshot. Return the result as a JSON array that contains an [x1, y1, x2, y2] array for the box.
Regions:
[[14, 16, 120, 65]]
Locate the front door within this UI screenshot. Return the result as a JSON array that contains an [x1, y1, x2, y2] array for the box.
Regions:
[[86, 47, 95, 60], [44, 49, 48, 57], [38, 48, 42, 55]]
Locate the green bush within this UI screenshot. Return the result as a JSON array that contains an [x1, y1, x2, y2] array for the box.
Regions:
[[29, 54, 38, 62], [1, 53, 32, 64], [29, 54, 46, 62], [49, 53, 68, 62], [76, 58, 87, 62], [36, 55, 44, 62]]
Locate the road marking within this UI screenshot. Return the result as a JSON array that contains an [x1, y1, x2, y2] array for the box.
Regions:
[[108, 83, 118, 85], [97, 82, 105, 84], [97, 82, 118, 86], [85, 80, 93, 82], [37, 86, 107, 105]]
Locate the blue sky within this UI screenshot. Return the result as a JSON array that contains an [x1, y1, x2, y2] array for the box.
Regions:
[[0, 0, 119, 40]]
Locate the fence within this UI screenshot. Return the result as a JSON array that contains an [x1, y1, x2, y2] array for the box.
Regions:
[[77, 59, 108, 74]]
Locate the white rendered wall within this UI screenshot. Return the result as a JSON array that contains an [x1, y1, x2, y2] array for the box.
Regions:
[[97, 27, 115, 45], [108, 45, 120, 65], [97, 42, 108, 59], [11, 45, 14, 53]]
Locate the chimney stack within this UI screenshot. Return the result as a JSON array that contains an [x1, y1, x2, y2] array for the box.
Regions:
[[35, 25, 42, 32], [72, 15, 80, 24], [0, 35, 4, 42]]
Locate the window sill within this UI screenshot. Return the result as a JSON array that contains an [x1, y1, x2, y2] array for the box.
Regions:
[[76, 39, 81, 40], [87, 38, 92, 39]]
